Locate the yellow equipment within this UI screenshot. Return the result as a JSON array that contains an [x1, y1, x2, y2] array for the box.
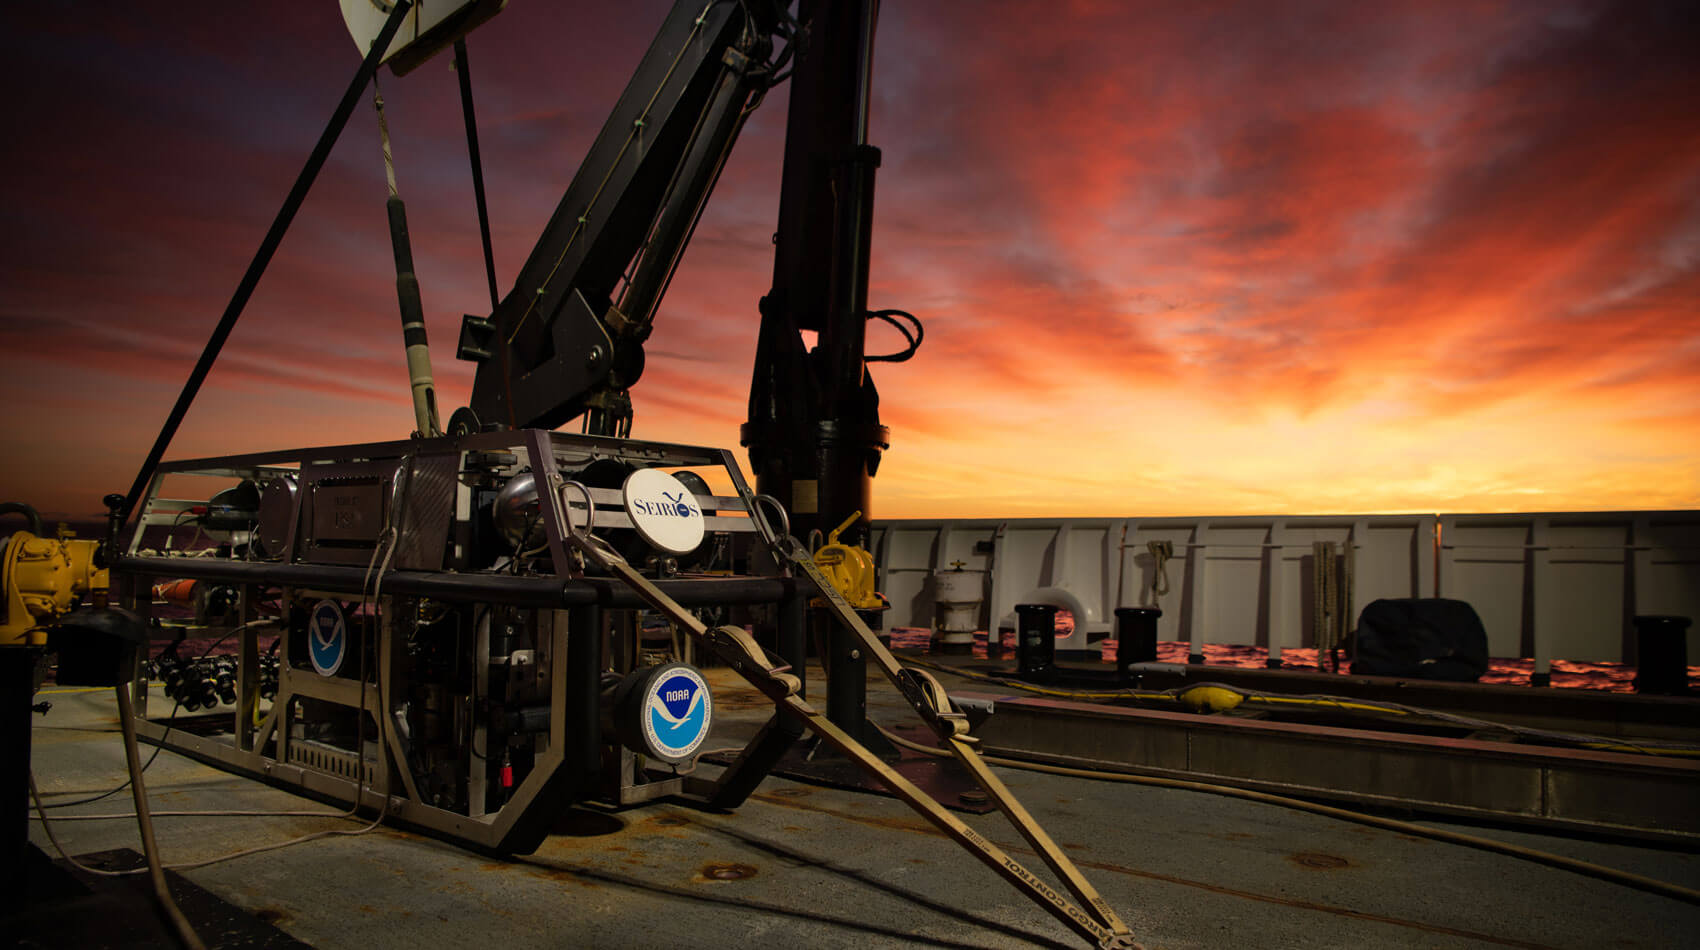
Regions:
[[1, 505, 108, 647], [811, 510, 888, 612]]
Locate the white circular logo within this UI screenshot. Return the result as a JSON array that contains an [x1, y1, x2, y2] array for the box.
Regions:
[[622, 468, 706, 555], [642, 666, 712, 762]]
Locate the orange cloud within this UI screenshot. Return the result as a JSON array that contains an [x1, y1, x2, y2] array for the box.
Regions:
[[2, 1, 1696, 524]]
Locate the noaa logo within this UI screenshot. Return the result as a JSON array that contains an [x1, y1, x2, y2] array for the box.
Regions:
[[308, 600, 346, 676], [623, 469, 706, 555], [642, 668, 712, 761]]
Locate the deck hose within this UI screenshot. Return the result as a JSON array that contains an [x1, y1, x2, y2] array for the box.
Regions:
[[873, 723, 1700, 908], [899, 655, 1700, 758]]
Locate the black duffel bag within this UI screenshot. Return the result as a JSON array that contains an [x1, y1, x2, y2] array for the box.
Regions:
[[1350, 598, 1490, 682]]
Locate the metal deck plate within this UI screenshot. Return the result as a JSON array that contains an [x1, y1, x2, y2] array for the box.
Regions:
[[5, 847, 312, 950]]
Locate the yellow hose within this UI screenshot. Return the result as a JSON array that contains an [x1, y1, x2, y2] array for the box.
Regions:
[[898, 654, 1700, 758], [1176, 685, 1243, 713]]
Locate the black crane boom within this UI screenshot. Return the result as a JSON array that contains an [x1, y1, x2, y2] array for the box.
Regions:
[[459, 0, 784, 435]]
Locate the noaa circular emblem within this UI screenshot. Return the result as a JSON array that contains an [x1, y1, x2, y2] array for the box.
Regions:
[[641, 665, 712, 763], [622, 468, 705, 556], [308, 599, 347, 677]]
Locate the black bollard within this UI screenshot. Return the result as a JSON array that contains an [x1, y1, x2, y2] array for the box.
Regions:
[[1632, 615, 1692, 695], [1016, 604, 1058, 682], [1114, 606, 1161, 686]]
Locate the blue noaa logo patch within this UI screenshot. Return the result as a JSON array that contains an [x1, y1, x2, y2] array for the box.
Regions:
[[308, 600, 346, 677], [643, 669, 711, 760]]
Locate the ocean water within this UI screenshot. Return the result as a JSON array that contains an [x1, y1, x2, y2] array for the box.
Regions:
[[887, 626, 1696, 694]]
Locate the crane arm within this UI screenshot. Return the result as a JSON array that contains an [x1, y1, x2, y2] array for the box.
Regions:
[[458, 0, 788, 434]]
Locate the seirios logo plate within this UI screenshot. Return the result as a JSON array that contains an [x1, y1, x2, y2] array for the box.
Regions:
[[642, 666, 712, 762], [622, 468, 705, 555]]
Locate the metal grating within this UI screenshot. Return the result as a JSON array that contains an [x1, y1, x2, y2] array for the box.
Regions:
[[287, 739, 374, 784]]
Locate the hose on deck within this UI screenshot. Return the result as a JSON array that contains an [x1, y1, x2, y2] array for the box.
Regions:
[[874, 723, 1700, 908]]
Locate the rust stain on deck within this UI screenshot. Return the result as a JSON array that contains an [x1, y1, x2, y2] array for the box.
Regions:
[[1288, 851, 1352, 870], [698, 862, 757, 882]]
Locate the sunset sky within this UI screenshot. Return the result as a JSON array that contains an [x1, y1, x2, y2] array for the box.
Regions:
[[2, 1, 1696, 522]]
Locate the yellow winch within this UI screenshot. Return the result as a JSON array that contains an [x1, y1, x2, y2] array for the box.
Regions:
[[2, 504, 108, 647], [811, 510, 888, 612]]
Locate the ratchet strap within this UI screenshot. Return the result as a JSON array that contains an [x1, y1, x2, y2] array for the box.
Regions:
[[529, 449, 1138, 948], [777, 535, 1136, 946]]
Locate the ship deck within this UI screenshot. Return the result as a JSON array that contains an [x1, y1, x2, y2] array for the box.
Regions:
[[21, 662, 1700, 950]]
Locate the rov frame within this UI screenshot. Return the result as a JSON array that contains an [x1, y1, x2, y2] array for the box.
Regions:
[[116, 429, 806, 854]]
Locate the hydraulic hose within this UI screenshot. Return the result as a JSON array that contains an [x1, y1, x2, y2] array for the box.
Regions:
[[0, 501, 44, 537]]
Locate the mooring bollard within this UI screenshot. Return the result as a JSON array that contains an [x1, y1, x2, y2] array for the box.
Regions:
[[1632, 615, 1692, 695], [1114, 606, 1160, 686], [1015, 603, 1058, 682]]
